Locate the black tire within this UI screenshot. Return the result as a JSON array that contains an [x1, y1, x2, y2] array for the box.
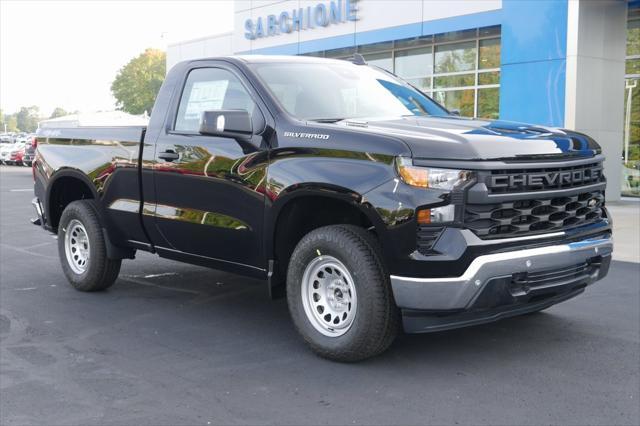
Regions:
[[287, 224, 399, 362], [57, 200, 121, 291]]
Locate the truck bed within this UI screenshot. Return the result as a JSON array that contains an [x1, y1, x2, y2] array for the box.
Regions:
[[37, 126, 146, 144]]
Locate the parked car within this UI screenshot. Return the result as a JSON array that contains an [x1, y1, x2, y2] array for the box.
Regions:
[[32, 55, 613, 362], [0, 142, 17, 164], [6, 142, 26, 165]]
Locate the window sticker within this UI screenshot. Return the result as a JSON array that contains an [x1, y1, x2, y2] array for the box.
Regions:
[[184, 80, 229, 120]]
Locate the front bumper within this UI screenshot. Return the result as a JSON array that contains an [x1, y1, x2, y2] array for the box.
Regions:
[[391, 234, 612, 332]]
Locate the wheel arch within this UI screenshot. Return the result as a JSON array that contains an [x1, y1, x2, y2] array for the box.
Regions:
[[46, 169, 100, 230], [266, 184, 387, 289]]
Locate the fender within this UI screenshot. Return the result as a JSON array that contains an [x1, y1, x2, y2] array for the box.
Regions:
[[45, 168, 101, 226], [263, 182, 389, 262], [45, 169, 135, 259]]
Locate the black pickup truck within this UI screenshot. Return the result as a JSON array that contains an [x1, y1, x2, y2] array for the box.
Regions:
[[32, 55, 613, 361]]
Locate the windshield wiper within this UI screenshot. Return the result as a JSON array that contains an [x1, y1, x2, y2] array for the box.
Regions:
[[307, 118, 348, 123]]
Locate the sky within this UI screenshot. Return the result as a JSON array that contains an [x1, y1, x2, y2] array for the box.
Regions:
[[0, 0, 234, 116]]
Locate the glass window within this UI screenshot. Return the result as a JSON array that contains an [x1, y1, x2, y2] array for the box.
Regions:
[[479, 71, 500, 85], [253, 62, 448, 120], [299, 25, 501, 120], [405, 77, 431, 92], [479, 25, 501, 37], [479, 38, 500, 69], [358, 41, 393, 54], [434, 41, 476, 73], [623, 11, 640, 197], [626, 58, 640, 75], [434, 73, 475, 89], [435, 29, 477, 43], [394, 47, 433, 78], [325, 46, 356, 58], [433, 89, 475, 117], [623, 78, 640, 197], [175, 68, 255, 132], [395, 35, 433, 49], [477, 87, 500, 119], [363, 52, 393, 72], [627, 19, 640, 56]]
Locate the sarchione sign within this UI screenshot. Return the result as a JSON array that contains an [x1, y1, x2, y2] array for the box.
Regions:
[[244, 0, 359, 40]]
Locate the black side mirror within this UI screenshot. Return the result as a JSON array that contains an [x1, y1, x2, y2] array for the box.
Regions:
[[449, 109, 461, 117], [199, 110, 252, 139]]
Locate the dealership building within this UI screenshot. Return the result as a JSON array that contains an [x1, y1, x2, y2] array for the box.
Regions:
[[167, 0, 640, 201]]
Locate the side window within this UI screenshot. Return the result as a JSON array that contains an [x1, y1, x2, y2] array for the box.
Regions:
[[175, 68, 256, 132]]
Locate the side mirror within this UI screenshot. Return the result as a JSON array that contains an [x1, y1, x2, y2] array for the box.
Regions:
[[449, 109, 461, 117], [199, 110, 252, 139]]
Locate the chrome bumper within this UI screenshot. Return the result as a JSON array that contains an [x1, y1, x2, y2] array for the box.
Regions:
[[390, 235, 613, 311]]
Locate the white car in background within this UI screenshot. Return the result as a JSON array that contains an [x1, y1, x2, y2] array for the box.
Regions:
[[0, 142, 18, 164]]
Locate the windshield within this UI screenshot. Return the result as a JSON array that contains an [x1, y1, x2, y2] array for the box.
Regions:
[[252, 61, 449, 121]]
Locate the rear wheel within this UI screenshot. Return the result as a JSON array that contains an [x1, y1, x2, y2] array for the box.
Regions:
[[58, 200, 121, 291], [287, 225, 399, 362]]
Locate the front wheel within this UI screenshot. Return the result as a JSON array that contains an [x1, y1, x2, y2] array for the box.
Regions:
[[58, 200, 121, 291], [287, 225, 399, 362]]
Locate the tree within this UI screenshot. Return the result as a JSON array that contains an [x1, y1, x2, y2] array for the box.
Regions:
[[5, 115, 18, 132], [16, 106, 40, 132], [49, 107, 69, 119], [111, 48, 166, 115]]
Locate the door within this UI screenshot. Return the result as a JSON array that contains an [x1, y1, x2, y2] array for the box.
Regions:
[[152, 65, 269, 270]]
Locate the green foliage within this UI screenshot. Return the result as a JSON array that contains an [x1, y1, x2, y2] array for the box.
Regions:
[[49, 107, 69, 119], [5, 115, 18, 132], [111, 48, 166, 115], [15, 106, 40, 132]]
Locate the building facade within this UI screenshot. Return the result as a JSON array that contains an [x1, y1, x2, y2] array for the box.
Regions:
[[168, 0, 639, 200]]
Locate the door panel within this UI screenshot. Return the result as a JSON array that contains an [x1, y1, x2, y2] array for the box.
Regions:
[[151, 66, 268, 269]]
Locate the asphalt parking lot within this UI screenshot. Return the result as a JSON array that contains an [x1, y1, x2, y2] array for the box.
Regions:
[[1, 165, 639, 426]]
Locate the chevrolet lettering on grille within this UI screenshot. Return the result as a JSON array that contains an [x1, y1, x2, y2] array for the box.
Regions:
[[488, 166, 603, 189]]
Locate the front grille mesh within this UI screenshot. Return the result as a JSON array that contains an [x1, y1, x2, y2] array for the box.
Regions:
[[465, 191, 604, 238], [513, 262, 591, 289]]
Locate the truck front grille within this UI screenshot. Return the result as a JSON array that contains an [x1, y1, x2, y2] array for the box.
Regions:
[[465, 190, 604, 239], [487, 162, 604, 194]]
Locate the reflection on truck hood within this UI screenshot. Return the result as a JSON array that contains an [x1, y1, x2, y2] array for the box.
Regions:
[[335, 116, 600, 161]]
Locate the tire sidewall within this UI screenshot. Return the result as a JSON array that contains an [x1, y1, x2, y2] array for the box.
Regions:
[[287, 227, 389, 356], [58, 201, 105, 290]]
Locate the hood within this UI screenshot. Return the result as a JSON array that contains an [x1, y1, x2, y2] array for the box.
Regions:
[[335, 116, 600, 161]]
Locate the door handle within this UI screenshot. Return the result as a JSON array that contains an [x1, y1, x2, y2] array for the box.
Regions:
[[158, 150, 179, 162]]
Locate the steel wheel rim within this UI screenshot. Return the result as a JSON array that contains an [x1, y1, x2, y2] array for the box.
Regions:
[[64, 219, 90, 274], [301, 255, 357, 337]]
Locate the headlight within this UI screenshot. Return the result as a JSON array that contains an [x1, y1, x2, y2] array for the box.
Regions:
[[395, 157, 472, 190]]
